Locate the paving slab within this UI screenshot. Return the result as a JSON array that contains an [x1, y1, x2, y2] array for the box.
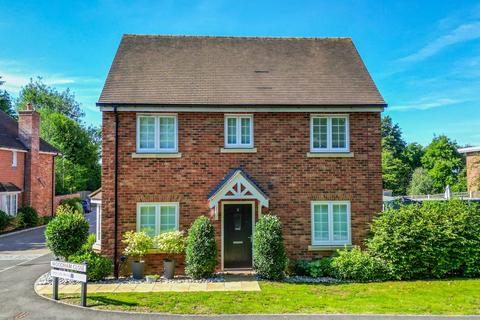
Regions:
[[170, 282, 191, 292], [134, 283, 155, 292], [151, 282, 172, 292], [114, 284, 138, 293], [207, 282, 225, 291]]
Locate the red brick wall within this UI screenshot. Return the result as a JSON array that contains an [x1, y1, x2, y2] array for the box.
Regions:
[[101, 111, 382, 274], [29, 153, 55, 217], [466, 152, 480, 192], [0, 149, 26, 206]]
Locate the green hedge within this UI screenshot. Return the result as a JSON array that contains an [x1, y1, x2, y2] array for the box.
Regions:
[[59, 198, 84, 214], [367, 200, 480, 279], [0, 210, 10, 230], [253, 215, 288, 280], [16, 207, 38, 228], [185, 216, 217, 279]]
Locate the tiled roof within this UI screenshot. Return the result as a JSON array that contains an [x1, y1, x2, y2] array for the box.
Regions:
[[98, 35, 386, 107], [0, 182, 21, 193], [0, 110, 59, 154]]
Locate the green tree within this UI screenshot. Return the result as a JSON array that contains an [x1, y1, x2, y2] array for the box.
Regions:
[[0, 76, 16, 117], [16, 77, 84, 121], [15, 79, 100, 194], [402, 142, 424, 169], [421, 135, 465, 192], [407, 168, 435, 195], [381, 115, 406, 157], [382, 150, 411, 195]]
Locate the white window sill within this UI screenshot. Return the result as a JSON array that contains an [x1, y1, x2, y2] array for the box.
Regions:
[[308, 245, 353, 251], [307, 152, 354, 158], [132, 152, 182, 158], [92, 243, 101, 252], [220, 148, 257, 153]]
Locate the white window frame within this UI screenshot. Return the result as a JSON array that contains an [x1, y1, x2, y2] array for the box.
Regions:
[[136, 202, 180, 236], [136, 114, 178, 153], [224, 114, 254, 149], [1, 192, 19, 216], [12, 151, 17, 167], [311, 201, 351, 246], [310, 115, 349, 153]]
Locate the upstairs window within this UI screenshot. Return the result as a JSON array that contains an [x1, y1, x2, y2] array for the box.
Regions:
[[224, 115, 253, 148], [137, 115, 178, 153], [137, 203, 179, 237], [310, 115, 349, 152], [311, 201, 351, 246]]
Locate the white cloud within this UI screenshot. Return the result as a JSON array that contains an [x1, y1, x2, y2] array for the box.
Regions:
[[390, 98, 464, 111], [0, 72, 75, 93], [399, 22, 480, 63]]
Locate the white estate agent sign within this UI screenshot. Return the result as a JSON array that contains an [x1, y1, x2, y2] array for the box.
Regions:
[[50, 261, 87, 283]]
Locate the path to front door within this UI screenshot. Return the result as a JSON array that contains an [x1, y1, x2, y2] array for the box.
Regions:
[[223, 203, 253, 269]]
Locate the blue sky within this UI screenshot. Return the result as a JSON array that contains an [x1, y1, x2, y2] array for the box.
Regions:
[[1, 0, 479, 146]]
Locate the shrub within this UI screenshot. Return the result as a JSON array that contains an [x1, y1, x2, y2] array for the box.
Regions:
[[308, 258, 333, 278], [367, 200, 480, 279], [185, 216, 217, 279], [70, 251, 113, 281], [154, 231, 186, 260], [122, 231, 153, 262], [0, 210, 11, 230], [45, 208, 89, 260], [293, 260, 310, 276], [253, 215, 288, 280], [16, 207, 38, 228], [39, 216, 53, 226], [56, 203, 81, 216], [331, 247, 392, 282], [60, 198, 84, 214]]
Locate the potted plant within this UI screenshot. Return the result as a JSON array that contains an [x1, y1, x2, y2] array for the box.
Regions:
[[122, 231, 153, 279], [154, 231, 186, 279], [145, 274, 159, 283]]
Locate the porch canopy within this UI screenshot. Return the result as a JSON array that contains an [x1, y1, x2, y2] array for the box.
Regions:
[[208, 169, 269, 219]]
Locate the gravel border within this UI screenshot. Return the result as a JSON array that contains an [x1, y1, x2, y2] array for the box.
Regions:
[[35, 271, 225, 286]]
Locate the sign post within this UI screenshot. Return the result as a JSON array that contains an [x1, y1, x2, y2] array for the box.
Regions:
[[51, 260, 88, 307]]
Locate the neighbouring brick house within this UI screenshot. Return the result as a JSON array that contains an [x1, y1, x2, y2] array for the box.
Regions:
[[459, 146, 480, 193], [0, 106, 59, 217], [97, 35, 386, 275]]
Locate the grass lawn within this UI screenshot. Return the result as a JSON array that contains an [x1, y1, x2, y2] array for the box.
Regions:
[[61, 279, 480, 315]]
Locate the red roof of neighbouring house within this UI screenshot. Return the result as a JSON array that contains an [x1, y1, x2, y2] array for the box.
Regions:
[[0, 110, 59, 154]]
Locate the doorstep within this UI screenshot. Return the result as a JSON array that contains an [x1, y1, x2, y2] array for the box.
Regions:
[[35, 280, 260, 294]]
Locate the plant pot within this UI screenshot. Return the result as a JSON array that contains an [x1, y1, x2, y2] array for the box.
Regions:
[[132, 260, 144, 279], [145, 275, 157, 283], [163, 259, 175, 279]]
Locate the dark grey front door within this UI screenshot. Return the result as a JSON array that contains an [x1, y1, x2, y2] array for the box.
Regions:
[[224, 204, 253, 268]]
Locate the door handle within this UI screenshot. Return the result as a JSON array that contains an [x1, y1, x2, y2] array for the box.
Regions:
[[233, 241, 243, 245]]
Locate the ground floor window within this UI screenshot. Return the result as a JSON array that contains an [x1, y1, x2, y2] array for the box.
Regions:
[[311, 201, 351, 245], [137, 202, 179, 237], [1, 193, 18, 216]]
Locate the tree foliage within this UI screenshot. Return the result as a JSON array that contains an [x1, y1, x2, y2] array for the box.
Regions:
[[15, 79, 100, 194], [381, 116, 406, 157], [421, 135, 465, 193], [16, 77, 84, 121], [0, 76, 16, 117], [382, 150, 411, 195], [407, 168, 435, 195]]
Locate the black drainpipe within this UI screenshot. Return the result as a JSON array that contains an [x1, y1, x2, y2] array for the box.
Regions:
[[113, 106, 119, 278]]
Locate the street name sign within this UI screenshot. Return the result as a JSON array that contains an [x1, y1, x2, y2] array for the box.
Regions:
[[51, 269, 87, 282]]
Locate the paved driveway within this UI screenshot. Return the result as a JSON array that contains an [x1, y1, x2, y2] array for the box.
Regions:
[[1, 212, 479, 319]]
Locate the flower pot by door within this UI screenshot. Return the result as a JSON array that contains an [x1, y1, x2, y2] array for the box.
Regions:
[[163, 259, 175, 279], [132, 261, 144, 279]]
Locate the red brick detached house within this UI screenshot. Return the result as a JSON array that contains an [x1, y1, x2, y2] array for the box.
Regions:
[[0, 106, 59, 217], [97, 35, 386, 275]]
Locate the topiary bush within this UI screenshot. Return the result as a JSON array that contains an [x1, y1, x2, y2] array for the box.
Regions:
[[16, 207, 38, 227], [367, 200, 480, 279], [331, 247, 392, 282], [45, 205, 89, 260], [185, 216, 217, 279], [253, 214, 288, 280], [0, 210, 11, 230]]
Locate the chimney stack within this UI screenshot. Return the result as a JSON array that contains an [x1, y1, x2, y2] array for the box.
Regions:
[[18, 103, 40, 207]]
